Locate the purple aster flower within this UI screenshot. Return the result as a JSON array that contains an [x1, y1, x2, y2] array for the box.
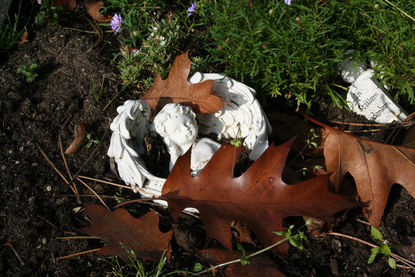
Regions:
[[111, 14, 123, 33], [284, 0, 292, 5], [187, 2, 197, 17]]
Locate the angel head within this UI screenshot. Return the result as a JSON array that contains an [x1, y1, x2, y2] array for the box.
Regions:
[[153, 103, 198, 169]]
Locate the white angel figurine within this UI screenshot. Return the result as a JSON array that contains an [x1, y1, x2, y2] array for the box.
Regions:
[[153, 103, 221, 174], [107, 72, 271, 197]]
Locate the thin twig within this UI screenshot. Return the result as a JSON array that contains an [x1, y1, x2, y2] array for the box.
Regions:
[[329, 120, 413, 127], [329, 232, 415, 269], [38, 146, 77, 194], [56, 194, 121, 199], [56, 236, 100, 240], [191, 237, 289, 276], [58, 135, 80, 204], [74, 128, 108, 177], [103, 85, 128, 112], [383, 0, 415, 22], [85, 16, 103, 48], [63, 27, 115, 34], [343, 125, 407, 133], [55, 248, 101, 260], [77, 175, 132, 190], [356, 219, 371, 226], [75, 177, 110, 211], [2, 243, 25, 265]]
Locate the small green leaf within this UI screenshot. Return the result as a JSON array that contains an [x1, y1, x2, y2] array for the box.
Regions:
[[230, 139, 242, 147], [305, 218, 313, 226], [368, 247, 379, 264], [240, 257, 250, 266], [388, 257, 396, 269], [193, 263, 203, 272], [370, 226, 383, 242], [289, 237, 304, 250], [237, 243, 246, 257], [379, 244, 392, 255]]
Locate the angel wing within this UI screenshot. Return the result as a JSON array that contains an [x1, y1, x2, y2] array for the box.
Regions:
[[107, 100, 166, 197], [189, 73, 271, 160]]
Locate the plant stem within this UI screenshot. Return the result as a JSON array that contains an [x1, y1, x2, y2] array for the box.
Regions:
[[190, 237, 288, 276], [329, 232, 415, 269]]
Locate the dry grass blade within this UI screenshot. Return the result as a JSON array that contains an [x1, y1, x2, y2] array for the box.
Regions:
[[329, 120, 414, 127], [59, 135, 81, 204], [56, 236, 101, 240], [55, 248, 101, 261], [77, 175, 132, 190], [2, 243, 24, 266], [75, 177, 110, 211], [38, 146, 77, 195]]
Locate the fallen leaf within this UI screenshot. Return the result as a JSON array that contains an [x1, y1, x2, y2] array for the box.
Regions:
[[161, 139, 355, 252], [53, 0, 76, 11], [18, 27, 28, 44], [84, 0, 112, 22], [81, 204, 173, 261], [198, 248, 286, 277], [65, 122, 87, 154], [141, 52, 224, 113], [234, 221, 255, 245], [318, 122, 415, 227]]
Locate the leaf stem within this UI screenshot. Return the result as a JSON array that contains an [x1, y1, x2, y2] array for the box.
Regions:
[[190, 237, 288, 276]]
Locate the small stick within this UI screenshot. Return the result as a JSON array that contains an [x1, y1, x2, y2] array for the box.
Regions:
[[63, 27, 115, 34], [58, 135, 80, 204], [383, 0, 415, 22], [343, 125, 407, 133], [2, 243, 25, 266], [329, 120, 413, 127], [356, 219, 371, 226], [74, 128, 108, 177], [55, 248, 100, 260], [103, 85, 128, 112], [56, 236, 100, 240], [77, 175, 133, 190], [56, 194, 120, 199], [37, 215, 57, 228], [85, 16, 103, 48], [76, 177, 110, 211], [329, 232, 415, 269], [38, 146, 77, 195]]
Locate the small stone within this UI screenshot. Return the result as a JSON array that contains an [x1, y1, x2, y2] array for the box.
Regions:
[[41, 238, 47, 245], [1, 165, 6, 171], [28, 196, 36, 210], [46, 185, 52, 192]]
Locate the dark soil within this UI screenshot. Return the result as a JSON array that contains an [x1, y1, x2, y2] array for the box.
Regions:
[[1, 5, 415, 277]]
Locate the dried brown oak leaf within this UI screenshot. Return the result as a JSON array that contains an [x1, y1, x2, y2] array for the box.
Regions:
[[316, 119, 415, 227], [84, 0, 112, 22], [65, 122, 87, 155], [161, 139, 355, 252], [141, 52, 224, 113], [81, 204, 173, 261], [53, 0, 76, 11]]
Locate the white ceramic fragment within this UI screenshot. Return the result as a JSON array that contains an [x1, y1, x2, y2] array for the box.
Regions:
[[189, 72, 272, 160], [339, 58, 407, 123]]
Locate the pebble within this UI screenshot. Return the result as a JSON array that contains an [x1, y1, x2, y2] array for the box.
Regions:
[[28, 196, 36, 210], [1, 165, 6, 171]]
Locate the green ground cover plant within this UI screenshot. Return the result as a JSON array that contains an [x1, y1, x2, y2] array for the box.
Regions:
[[196, 0, 414, 110]]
